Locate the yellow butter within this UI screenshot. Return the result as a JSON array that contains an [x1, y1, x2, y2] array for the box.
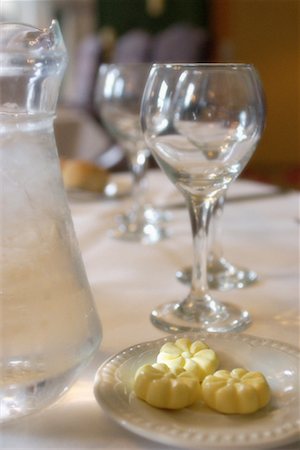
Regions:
[[134, 363, 201, 409], [201, 368, 271, 414], [157, 338, 219, 381]]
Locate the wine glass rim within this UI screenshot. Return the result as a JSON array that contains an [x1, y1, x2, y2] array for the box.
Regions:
[[99, 62, 152, 69], [151, 63, 254, 70]]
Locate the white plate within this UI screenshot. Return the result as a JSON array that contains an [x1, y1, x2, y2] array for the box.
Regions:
[[94, 332, 300, 449]]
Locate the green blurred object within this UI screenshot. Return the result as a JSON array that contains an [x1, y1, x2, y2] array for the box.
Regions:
[[96, 0, 210, 36]]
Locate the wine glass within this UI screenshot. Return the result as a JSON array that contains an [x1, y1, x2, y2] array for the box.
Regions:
[[141, 63, 265, 332], [176, 194, 259, 290], [95, 63, 168, 244]]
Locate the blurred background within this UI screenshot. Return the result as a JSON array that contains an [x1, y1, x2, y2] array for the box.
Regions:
[[1, 0, 299, 189]]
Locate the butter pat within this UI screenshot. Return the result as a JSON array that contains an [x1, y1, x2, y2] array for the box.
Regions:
[[157, 338, 219, 381], [134, 363, 201, 409], [201, 368, 271, 414]]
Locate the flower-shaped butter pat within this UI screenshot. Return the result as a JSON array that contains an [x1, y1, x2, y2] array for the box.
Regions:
[[201, 368, 271, 414], [134, 363, 201, 409], [157, 338, 219, 381]]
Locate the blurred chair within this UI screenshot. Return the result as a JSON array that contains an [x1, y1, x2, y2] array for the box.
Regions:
[[112, 29, 153, 63], [151, 22, 210, 63], [69, 34, 103, 113], [60, 32, 127, 170]]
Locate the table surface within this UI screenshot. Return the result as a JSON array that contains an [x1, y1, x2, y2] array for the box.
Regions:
[[1, 170, 299, 450]]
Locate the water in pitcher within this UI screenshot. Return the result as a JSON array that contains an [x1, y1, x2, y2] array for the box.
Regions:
[[0, 22, 102, 422]]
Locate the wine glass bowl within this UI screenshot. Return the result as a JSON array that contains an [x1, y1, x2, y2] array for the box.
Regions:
[[95, 63, 168, 244], [141, 63, 265, 333]]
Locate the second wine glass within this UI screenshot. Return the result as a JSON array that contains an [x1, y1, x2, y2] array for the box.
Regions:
[[141, 63, 265, 333], [95, 63, 168, 244]]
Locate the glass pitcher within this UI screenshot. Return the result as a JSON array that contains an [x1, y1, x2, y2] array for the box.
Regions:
[[0, 20, 102, 423]]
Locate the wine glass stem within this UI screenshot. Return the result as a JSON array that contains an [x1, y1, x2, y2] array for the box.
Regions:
[[128, 150, 149, 220], [187, 195, 215, 299], [209, 194, 225, 262]]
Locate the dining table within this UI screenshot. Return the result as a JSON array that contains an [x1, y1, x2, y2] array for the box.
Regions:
[[1, 168, 299, 450]]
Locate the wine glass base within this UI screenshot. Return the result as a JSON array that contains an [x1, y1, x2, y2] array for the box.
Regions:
[[109, 223, 168, 244], [176, 262, 258, 291], [151, 301, 251, 333], [110, 206, 170, 244]]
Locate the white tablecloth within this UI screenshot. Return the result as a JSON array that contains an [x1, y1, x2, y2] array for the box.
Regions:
[[1, 170, 299, 449]]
